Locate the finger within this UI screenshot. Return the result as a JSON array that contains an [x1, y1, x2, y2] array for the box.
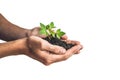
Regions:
[[32, 50, 51, 65], [45, 45, 66, 55], [38, 35, 47, 38], [48, 45, 81, 63], [75, 51, 80, 54], [28, 36, 43, 46], [64, 45, 81, 57], [64, 40, 80, 45], [80, 44, 83, 50], [31, 27, 40, 36], [61, 35, 68, 40], [33, 50, 66, 65], [74, 44, 83, 54], [28, 36, 49, 45], [36, 45, 81, 65]]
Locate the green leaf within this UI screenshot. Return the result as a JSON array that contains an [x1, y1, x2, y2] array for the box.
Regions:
[[50, 22, 54, 27], [56, 34, 60, 39], [48, 29, 55, 37], [46, 25, 50, 29], [56, 29, 65, 38], [56, 29, 61, 33], [39, 23, 48, 36], [39, 22, 65, 39], [50, 22, 56, 28], [60, 31, 65, 36], [58, 31, 65, 38], [40, 23, 46, 29], [39, 28, 47, 35], [51, 31, 55, 37]]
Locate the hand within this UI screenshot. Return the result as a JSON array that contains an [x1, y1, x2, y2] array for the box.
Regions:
[[25, 36, 82, 65]]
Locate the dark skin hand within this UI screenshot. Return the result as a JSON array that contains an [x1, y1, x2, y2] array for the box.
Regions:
[[0, 13, 83, 65]]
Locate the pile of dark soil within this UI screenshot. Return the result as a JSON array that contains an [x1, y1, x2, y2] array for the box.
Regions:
[[44, 37, 74, 50]]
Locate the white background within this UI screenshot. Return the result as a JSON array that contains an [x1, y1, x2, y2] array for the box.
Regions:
[[0, 0, 120, 80]]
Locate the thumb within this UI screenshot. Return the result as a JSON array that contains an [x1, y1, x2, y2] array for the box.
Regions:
[[65, 45, 81, 57], [31, 27, 47, 38], [29, 36, 66, 54]]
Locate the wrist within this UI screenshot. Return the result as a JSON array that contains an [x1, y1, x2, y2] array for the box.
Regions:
[[25, 29, 32, 37], [14, 38, 30, 55], [0, 38, 30, 58]]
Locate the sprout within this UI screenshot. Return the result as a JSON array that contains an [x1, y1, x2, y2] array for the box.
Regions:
[[39, 22, 65, 39]]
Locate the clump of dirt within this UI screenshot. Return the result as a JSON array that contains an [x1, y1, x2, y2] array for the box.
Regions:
[[44, 37, 74, 50]]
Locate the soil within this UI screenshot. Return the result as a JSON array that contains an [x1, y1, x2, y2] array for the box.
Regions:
[[44, 37, 74, 50]]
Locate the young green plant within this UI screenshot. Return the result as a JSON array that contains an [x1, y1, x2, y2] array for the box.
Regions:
[[39, 22, 65, 39]]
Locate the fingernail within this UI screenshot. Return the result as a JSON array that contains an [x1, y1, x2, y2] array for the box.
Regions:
[[80, 45, 83, 50]]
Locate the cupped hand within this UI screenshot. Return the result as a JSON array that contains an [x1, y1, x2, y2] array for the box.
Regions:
[[25, 36, 82, 65]]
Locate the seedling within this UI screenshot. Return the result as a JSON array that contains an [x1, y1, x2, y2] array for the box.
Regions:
[[39, 22, 65, 39], [39, 22, 74, 50]]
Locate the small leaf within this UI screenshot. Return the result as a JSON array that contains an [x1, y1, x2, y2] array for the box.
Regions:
[[39, 28, 47, 35], [40, 23, 46, 28], [56, 29, 65, 38], [50, 22, 54, 27], [56, 34, 60, 39], [48, 29, 55, 37], [50, 22, 56, 28], [51, 31, 55, 37], [59, 31, 65, 37], [46, 25, 50, 29], [56, 29, 61, 33], [39, 23, 48, 36], [57, 32, 65, 37]]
